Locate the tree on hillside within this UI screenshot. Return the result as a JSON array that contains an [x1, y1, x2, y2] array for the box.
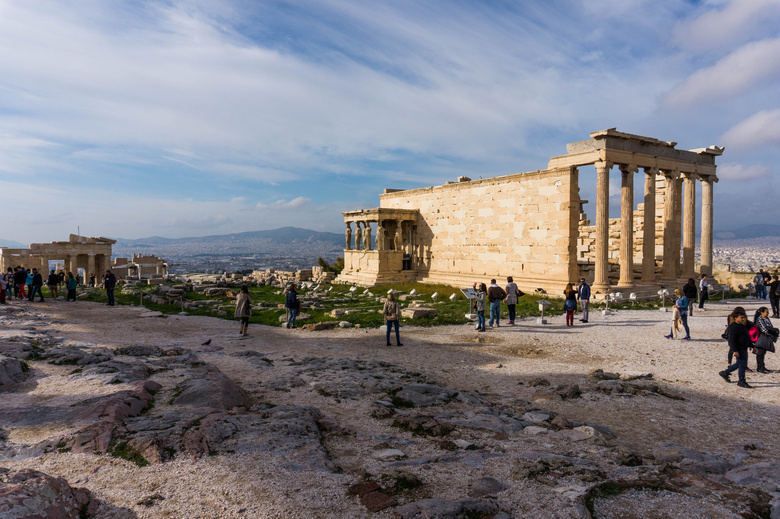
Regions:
[[318, 257, 344, 274]]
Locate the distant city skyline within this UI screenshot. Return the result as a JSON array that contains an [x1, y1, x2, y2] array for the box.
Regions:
[[1, 0, 778, 244]]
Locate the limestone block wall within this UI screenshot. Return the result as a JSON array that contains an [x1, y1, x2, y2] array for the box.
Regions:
[[378, 167, 579, 292]]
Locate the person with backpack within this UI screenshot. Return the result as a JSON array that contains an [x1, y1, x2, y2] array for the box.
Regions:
[[382, 292, 402, 346], [682, 278, 697, 316], [769, 275, 779, 318], [753, 270, 766, 300], [504, 276, 522, 325], [474, 283, 487, 332], [752, 307, 777, 374], [47, 270, 60, 299], [285, 284, 300, 329], [29, 268, 44, 302]]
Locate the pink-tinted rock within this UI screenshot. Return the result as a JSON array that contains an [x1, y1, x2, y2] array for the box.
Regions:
[[0, 468, 95, 519]]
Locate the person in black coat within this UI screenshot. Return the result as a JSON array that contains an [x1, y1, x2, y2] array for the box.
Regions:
[[103, 270, 117, 306], [29, 268, 44, 302], [720, 307, 752, 388], [682, 278, 697, 316]]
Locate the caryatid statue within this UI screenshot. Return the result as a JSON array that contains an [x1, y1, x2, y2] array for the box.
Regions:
[[345, 222, 352, 250], [394, 221, 403, 251], [363, 222, 372, 250], [354, 222, 362, 250], [376, 225, 384, 251]]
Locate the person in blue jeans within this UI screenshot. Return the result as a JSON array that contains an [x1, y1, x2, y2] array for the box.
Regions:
[[487, 279, 506, 328], [720, 307, 752, 388], [474, 283, 487, 332], [285, 284, 299, 329], [382, 292, 402, 346]]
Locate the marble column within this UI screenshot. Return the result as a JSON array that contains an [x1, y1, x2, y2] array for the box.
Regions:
[[69, 254, 78, 276], [641, 168, 657, 283], [661, 171, 679, 281], [618, 164, 636, 287], [88, 253, 96, 280], [593, 161, 612, 290], [674, 178, 683, 278], [700, 177, 715, 276], [682, 173, 697, 280]]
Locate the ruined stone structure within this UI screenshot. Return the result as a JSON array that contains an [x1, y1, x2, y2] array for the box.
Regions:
[[0, 235, 115, 282], [111, 254, 169, 280], [337, 129, 723, 295]]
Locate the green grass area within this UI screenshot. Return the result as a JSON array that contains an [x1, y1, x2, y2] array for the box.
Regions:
[[77, 282, 749, 329]]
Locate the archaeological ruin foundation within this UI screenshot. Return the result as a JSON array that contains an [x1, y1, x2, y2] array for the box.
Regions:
[[336, 129, 723, 295]]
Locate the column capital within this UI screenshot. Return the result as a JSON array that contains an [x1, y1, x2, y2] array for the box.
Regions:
[[661, 169, 680, 180], [643, 166, 659, 175], [594, 160, 613, 171], [619, 164, 638, 174], [681, 171, 699, 181]]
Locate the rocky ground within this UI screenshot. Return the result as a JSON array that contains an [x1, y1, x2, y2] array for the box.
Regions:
[[1, 297, 779, 518]]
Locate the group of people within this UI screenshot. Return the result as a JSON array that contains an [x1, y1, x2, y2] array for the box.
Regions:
[[233, 282, 302, 337], [753, 268, 780, 318], [664, 274, 712, 340], [0, 267, 117, 305], [720, 305, 778, 388]]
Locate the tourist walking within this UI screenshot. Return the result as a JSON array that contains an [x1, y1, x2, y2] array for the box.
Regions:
[[382, 292, 402, 346], [475, 283, 487, 332], [683, 278, 697, 316], [563, 283, 577, 326], [66, 272, 77, 301], [720, 307, 752, 388], [577, 278, 591, 323], [505, 276, 521, 325], [753, 307, 777, 373], [487, 279, 506, 328], [665, 289, 690, 340], [235, 285, 252, 337], [698, 274, 709, 310], [103, 270, 117, 306], [14, 267, 27, 299], [769, 275, 779, 318], [753, 270, 766, 300], [285, 284, 299, 329], [47, 270, 59, 299], [29, 268, 44, 302]]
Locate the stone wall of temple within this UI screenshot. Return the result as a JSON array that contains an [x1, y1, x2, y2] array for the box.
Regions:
[[376, 166, 579, 292]]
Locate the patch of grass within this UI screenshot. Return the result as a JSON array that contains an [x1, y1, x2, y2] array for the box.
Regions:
[[109, 440, 150, 467], [166, 384, 182, 405]]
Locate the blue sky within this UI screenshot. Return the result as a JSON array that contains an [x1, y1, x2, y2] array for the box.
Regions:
[[1, 0, 779, 244]]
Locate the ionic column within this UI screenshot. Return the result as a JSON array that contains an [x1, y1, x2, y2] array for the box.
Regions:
[[618, 164, 636, 287], [682, 173, 697, 279], [641, 168, 657, 282], [700, 177, 715, 276], [69, 254, 78, 276], [661, 170, 679, 281], [674, 178, 683, 278], [593, 161, 612, 291]]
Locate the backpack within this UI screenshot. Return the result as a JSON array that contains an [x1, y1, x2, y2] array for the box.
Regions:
[[748, 325, 760, 343]]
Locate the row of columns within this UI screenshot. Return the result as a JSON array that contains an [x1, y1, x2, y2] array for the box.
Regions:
[[345, 220, 406, 252], [592, 162, 714, 291]]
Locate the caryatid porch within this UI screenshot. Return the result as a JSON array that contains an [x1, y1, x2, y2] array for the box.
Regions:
[[549, 128, 723, 293], [341, 208, 419, 285]]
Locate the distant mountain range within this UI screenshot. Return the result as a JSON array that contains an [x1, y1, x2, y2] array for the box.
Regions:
[[112, 226, 343, 248], [0, 239, 26, 248], [714, 224, 780, 240]]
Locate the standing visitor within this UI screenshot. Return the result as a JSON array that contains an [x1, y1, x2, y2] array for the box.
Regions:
[[487, 279, 506, 328], [474, 283, 487, 332], [761, 269, 772, 293], [720, 307, 752, 388], [89, 273, 96, 287], [753, 270, 766, 300], [0, 273, 6, 304], [665, 288, 691, 340], [577, 278, 591, 323], [25, 269, 33, 300], [29, 268, 44, 302], [563, 283, 577, 326], [505, 277, 521, 325], [103, 269, 117, 306], [235, 285, 252, 337], [382, 292, 402, 346], [14, 267, 27, 300], [285, 284, 299, 329], [47, 270, 59, 299], [683, 278, 697, 316], [66, 273, 77, 301], [698, 274, 709, 310], [7, 268, 15, 298], [769, 275, 779, 318], [753, 307, 777, 374]]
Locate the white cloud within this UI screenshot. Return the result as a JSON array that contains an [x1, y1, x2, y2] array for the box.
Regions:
[[672, 0, 780, 53], [721, 109, 780, 150], [717, 162, 772, 180], [661, 37, 780, 108], [255, 197, 311, 210]]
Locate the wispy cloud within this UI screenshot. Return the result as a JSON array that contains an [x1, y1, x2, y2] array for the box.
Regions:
[[717, 162, 772, 180], [721, 109, 780, 151]]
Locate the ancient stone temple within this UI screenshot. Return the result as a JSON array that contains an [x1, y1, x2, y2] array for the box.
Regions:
[[0, 234, 115, 282], [336, 129, 723, 295]]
